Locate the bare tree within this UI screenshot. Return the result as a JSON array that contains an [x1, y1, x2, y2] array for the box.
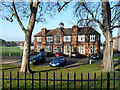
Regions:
[[56, 0, 120, 72], [1, 0, 56, 73]]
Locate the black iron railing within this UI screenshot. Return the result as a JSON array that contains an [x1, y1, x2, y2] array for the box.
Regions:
[[1, 71, 120, 89]]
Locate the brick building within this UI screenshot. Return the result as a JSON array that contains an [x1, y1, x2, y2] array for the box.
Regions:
[[113, 29, 120, 51], [34, 22, 101, 56]]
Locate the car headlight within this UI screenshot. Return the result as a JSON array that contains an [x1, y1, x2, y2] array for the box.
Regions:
[[50, 63, 52, 64], [56, 63, 59, 65]]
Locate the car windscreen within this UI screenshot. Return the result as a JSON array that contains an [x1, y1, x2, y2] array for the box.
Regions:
[[53, 58, 64, 61]]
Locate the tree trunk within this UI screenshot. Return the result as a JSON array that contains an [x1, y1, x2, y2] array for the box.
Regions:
[[102, 1, 115, 72], [20, 33, 32, 73], [103, 31, 115, 72]]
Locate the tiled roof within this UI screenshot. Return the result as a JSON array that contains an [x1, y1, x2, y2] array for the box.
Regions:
[[34, 27, 100, 37], [78, 27, 99, 35]]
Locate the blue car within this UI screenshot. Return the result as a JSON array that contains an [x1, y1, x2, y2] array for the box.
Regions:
[[29, 54, 46, 65], [49, 57, 67, 67]]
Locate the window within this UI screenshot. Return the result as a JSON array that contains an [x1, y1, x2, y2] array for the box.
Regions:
[[37, 37, 41, 42], [55, 33, 61, 44], [64, 46, 72, 55], [78, 35, 85, 41], [37, 45, 42, 52], [90, 35, 95, 41], [47, 36, 53, 42], [54, 48, 58, 52], [79, 46, 85, 54], [64, 36, 71, 42], [89, 46, 95, 54], [45, 46, 52, 52]]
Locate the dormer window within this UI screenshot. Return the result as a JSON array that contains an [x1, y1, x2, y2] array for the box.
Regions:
[[90, 35, 95, 41], [37, 37, 41, 42], [47, 36, 53, 42], [55, 33, 61, 44], [78, 35, 85, 41]]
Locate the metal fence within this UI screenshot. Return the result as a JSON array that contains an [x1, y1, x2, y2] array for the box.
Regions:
[[1, 71, 120, 89]]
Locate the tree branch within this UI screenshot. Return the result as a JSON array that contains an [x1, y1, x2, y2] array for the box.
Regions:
[[6, 13, 14, 22], [30, 0, 33, 12], [57, 0, 73, 12], [81, 3, 103, 30], [111, 25, 120, 30], [11, 0, 26, 33]]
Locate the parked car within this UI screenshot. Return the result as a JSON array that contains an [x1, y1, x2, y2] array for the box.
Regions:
[[55, 52, 66, 57], [91, 53, 100, 59], [44, 52, 54, 57], [29, 55, 46, 65], [70, 52, 79, 58], [49, 56, 67, 67]]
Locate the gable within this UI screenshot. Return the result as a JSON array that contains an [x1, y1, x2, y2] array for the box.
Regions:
[[53, 28, 63, 35]]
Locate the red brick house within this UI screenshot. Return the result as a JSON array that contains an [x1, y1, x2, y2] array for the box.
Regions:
[[113, 31, 120, 51], [34, 22, 101, 56]]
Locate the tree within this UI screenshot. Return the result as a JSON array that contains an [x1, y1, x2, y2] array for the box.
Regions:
[[56, 0, 120, 72], [1, 0, 56, 73]]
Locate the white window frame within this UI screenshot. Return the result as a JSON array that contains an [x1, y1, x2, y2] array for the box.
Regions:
[[90, 35, 95, 41], [79, 46, 85, 54], [64, 46, 71, 55], [55, 33, 61, 44], [78, 35, 85, 42], [47, 36, 53, 42], [63, 36, 71, 42], [37, 37, 42, 42], [89, 46, 95, 54]]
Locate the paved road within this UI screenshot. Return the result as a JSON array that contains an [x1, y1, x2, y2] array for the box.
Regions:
[[1, 56, 89, 66]]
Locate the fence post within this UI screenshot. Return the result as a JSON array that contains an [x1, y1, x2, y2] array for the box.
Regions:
[[2, 71, 4, 90], [39, 72, 41, 90], [67, 73, 69, 90], [81, 73, 83, 90], [107, 72, 110, 90], [25, 72, 26, 90], [101, 72, 102, 90], [53, 72, 55, 90], [17, 71, 19, 90], [94, 73, 96, 89], [61, 72, 62, 90], [88, 73, 89, 90], [46, 72, 48, 90], [10, 71, 12, 90], [113, 72, 115, 89], [74, 73, 76, 90]]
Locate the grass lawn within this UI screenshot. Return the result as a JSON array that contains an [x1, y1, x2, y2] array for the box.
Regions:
[[113, 55, 120, 60], [1, 63, 120, 89], [0, 47, 23, 56]]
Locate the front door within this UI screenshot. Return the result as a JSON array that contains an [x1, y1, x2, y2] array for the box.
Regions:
[[59, 48, 61, 53]]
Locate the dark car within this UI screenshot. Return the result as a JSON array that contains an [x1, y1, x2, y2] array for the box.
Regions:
[[55, 52, 66, 57], [91, 54, 100, 59], [29, 55, 46, 65], [49, 57, 67, 67], [44, 52, 54, 57], [70, 52, 79, 58]]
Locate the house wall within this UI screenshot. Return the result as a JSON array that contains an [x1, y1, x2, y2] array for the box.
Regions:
[[34, 27, 100, 56]]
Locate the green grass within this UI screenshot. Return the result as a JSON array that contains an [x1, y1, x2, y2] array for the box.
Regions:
[[1, 63, 120, 89], [113, 55, 120, 60], [0, 47, 23, 56]]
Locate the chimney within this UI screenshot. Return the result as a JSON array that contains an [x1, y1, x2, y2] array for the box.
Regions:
[[72, 25, 79, 34], [42, 28, 47, 36]]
